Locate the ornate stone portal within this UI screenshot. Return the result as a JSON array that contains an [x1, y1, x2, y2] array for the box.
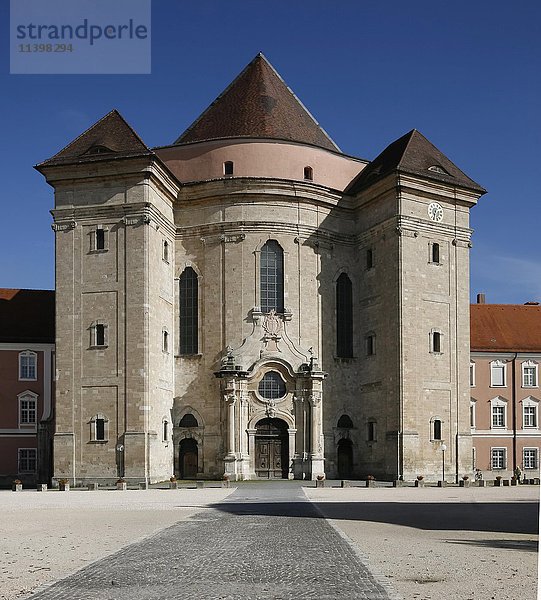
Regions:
[[215, 310, 326, 480]]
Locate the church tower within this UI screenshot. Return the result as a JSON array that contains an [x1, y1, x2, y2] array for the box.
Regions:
[[38, 54, 485, 483], [37, 111, 179, 484]]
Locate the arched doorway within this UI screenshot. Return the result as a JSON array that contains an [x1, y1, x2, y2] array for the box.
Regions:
[[179, 438, 198, 478], [337, 438, 353, 479], [255, 418, 289, 479]]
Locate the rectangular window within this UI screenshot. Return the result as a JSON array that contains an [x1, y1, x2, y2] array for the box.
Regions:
[[366, 334, 375, 356], [470, 402, 476, 428], [95, 324, 106, 347], [366, 248, 374, 270], [18, 448, 37, 473], [430, 242, 440, 264], [367, 421, 376, 441], [432, 331, 441, 353], [491, 363, 505, 387], [19, 352, 37, 380], [523, 366, 537, 387], [20, 397, 37, 425], [524, 405, 537, 428], [492, 405, 505, 428], [491, 448, 506, 470], [96, 228, 105, 250], [470, 363, 475, 387], [95, 418, 105, 441], [523, 448, 538, 469]]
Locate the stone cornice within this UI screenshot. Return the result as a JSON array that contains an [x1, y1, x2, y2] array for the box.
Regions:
[[176, 177, 350, 209]]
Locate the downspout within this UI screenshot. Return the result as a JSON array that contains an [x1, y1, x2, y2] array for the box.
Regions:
[[512, 352, 518, 472]]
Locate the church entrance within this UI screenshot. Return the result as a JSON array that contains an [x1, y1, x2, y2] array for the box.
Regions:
[[255, 418, 289, 479], [179, 438, 198, 478], [337, 438, 353, 479]]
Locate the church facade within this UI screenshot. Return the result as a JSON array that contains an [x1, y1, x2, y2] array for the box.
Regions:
[[37, 54, 486, 483]]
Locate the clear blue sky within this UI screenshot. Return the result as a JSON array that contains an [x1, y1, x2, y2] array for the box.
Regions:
[[2, 1, 539, 304]]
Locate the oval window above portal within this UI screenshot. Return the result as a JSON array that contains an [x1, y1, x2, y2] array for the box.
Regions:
[[258, 371, 286, 399]]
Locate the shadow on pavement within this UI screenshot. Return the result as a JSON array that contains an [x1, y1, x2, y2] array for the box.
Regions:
[[211, 501, 539, 535], [444, 538, 538, 552]]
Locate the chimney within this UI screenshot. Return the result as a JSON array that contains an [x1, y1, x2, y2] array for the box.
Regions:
[[477, 293, 486, 304]]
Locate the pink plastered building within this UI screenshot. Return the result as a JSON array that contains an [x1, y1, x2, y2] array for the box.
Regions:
[[0, 289, 55, 486], [470, 298, 541, 480]]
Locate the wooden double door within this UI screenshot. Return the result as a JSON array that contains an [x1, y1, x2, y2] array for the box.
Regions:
[[255, 418, 289, 479]]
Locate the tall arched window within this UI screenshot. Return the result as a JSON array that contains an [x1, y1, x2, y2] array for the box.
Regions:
[[179, 267, 198, 354], [336, 273, 353, 357], [260, 240, 284, 313]]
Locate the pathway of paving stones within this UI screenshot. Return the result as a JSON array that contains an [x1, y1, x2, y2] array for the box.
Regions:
[[30, 481, 399, 599]]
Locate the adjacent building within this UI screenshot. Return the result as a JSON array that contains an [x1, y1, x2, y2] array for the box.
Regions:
[[0, 289, 55, 486], [36, 53, 487, 484], [470, 298, 541, 480]]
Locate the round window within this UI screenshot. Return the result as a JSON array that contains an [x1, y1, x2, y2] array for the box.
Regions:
[[258, 371, 286, 399]]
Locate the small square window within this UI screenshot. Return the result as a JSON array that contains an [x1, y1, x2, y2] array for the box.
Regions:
[[18, 449, 37, 473]]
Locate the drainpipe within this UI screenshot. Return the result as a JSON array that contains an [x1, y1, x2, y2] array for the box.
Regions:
[[512, 352, 518, 472]]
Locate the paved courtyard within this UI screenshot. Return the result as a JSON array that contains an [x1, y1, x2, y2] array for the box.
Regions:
[[1, 482, 538, 600], [27, 482, 396, 600]]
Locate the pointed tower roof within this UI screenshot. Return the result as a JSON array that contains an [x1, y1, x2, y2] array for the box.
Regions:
[[37, 109, 152, 168], [175, 53, 340, 152], [346, 129, 485, 194]]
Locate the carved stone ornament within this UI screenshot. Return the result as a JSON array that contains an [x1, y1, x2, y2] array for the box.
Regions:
[[52, 221, 76, 231], [220, 233, 246, 243], [265, 400, 277, 418], [224, 393, 236, 405], [263, 310, 282, 338]]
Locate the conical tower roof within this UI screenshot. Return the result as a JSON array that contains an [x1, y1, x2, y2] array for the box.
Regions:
[[346, 129, 485, 194], [175, 53, 340, 152], [37, 109, 151, 167]]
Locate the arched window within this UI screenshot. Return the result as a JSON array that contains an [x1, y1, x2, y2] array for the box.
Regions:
[[258, 371, 286, 399], [304, 166, 313, 181], [89, 414, 109, 442], [260, 240, 284, 314], [163, 240, 169, 262], [180, 267, 198, 354], [337, 414, 354, 429], [179, 413, 199, 428], [336, 273, 353, 358]]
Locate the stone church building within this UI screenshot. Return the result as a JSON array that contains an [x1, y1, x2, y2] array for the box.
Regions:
[[37, 54, 486, 483]]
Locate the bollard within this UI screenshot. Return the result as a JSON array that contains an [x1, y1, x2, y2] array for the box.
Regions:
[[196, 480, 204, 489], [341, 480, 351, 488], [37, 483, 47, 492]]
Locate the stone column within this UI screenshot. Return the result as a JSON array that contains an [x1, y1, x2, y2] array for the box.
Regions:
[[246, 428, 257, 479], [308, 387, 325, 479], [225, 393, 236, 457], [287, 428, 297, 479], [292, 394, 306, 479]]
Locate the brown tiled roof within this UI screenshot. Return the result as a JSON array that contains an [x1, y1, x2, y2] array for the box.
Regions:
[[0, 289, 55, 344], [37, 110, 151, 168], [175, 53, 340, 152], [470, 304, 541, 352], [346, 129, 486, 195]]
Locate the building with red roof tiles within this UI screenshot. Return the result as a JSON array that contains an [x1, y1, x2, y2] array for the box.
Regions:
[[0, 289, 55, 487], [470, 297, 541, 481], [37, 54, 487, 485]]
